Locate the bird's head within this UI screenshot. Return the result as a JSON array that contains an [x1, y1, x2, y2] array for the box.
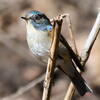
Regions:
[[21, 10, 52, 31]]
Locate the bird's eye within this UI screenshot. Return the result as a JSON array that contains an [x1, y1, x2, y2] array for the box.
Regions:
[[35, 15, 41, 20], [29, 14, 45, 24], [34, 15, 45, 24]]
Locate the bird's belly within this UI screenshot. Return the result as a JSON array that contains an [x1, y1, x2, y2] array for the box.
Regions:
[[27, 37, 51, 57], [31, 42, 49, 56]]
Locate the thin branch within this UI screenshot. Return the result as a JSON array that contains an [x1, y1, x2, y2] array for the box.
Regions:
[[42, 18, 63, 100], [64, 14, 79, 100], [66, 14, 78, 54], [1, 74, 45, 100], [64, 11, 100, 100], [64, 83, 75, 100], [50, 14, 68, 23], [81, 11, 100, 65]]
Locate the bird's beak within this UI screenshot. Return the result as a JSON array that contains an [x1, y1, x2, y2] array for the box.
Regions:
[[21, 17, 28, 21]]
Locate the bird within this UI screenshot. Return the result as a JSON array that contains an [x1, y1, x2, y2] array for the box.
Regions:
[[21, 10, 92, 96]]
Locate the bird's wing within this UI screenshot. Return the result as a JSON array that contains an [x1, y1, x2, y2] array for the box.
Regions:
[[57, 38, 92, 96], [59, 34, 84, 71]]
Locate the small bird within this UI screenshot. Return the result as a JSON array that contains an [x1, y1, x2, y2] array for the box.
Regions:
[[21, 10, 92, 96]]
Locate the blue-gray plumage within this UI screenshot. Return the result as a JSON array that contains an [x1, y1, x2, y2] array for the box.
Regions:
[[21, 10, 92, 96], [22, 11, 52, 31]]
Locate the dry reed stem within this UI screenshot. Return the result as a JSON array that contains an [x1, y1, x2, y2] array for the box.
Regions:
[[64, 11, 100, 100], [66, 14, 78, 54], [42, 18, 63, 100]]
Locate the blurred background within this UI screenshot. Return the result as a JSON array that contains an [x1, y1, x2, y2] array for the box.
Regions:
[[0, 0, 100, 100]]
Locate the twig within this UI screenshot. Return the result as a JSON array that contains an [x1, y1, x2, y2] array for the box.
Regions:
[[64, 14, 79, 100], [64, 11, 100, 100], [66, 14, 78, 54], [50, 14, 68, 23], [1, 74, 45, 100], [64, 83, 75, 100], [42, 18, 63, 100], [81, 11, 100, 66]]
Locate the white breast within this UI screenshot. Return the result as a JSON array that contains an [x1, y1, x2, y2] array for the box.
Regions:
[[26, 23, 52, 56]]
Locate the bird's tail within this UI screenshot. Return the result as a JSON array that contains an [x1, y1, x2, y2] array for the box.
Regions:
[[69, 71, 93, 96]]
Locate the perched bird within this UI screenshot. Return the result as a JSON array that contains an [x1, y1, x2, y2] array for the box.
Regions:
[[21, 10, 92, 96]]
